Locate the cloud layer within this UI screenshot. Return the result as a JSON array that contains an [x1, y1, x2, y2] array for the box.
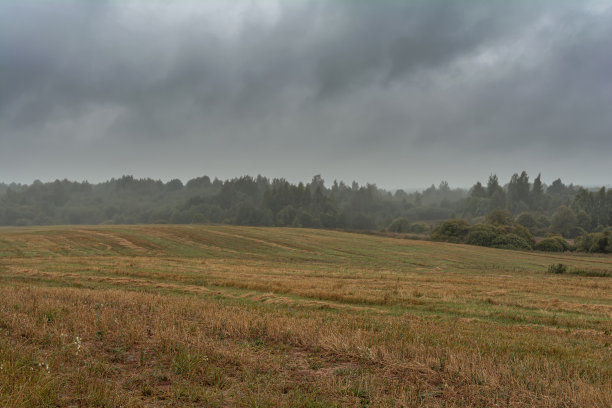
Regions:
[[1, 0, 611, 187]]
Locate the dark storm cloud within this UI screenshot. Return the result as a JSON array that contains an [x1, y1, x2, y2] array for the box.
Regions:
[[1, 0, 611, 187]]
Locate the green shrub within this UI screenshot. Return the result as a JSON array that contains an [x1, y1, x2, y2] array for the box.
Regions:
[[491, 233, 532, 250], [465, 224, 498, 247], [431, 219, 536, 251], [546, 263, 611, 277], [548, 263, 568, 274], [515, 212, 536, 229], [535, 236, 570, 252], [494, 224, 535, 248], [535, 238, 564, 252], [568, 268, 612, 277], [553, 236, 571, 251], [388, 217, 411, 233], [430, 219, 471, 243], [575, 231, 611, 253], [486, 209, 514, 226], [407, 222, 430, 233]]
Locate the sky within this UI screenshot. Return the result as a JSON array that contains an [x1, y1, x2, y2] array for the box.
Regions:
[[1, 0, 611, 189]]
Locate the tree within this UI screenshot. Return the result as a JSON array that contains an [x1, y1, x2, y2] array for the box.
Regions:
[[550, 206, 579, 237], [507, 171, 530, 212], [388, 217, 411, 233], [531, 173, 544, 210], [547, 179, 567, 195], [438, 181, 450, 193], [166, 179, 184, 191], [186, 176, 211, 189], [515, 212, 536, 229], [489, 189, 506, 212], [594, 187, 608, 227], [470, 182, 487, 198], [487, 209, 513, 226], [310, 175, 325, 193], [486, 174, 506, 211], [487, 174, 502, 197], [576, 210, 591, 231]]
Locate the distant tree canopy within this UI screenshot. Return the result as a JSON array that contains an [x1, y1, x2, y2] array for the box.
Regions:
[[0, 174, 464, 229], [0, 171, 610, 252]]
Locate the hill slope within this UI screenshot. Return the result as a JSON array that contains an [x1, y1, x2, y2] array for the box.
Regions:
[[0, 225, 611, 407]]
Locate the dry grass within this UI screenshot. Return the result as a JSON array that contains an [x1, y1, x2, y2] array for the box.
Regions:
[[0, 225, 611, 407]]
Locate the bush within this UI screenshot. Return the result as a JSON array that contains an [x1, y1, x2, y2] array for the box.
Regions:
[[548, 263, 568, 274], [567, 268, 612, 277], [515, 212, 536, 229], [486, 209, 513, 226], [535, 236, 570, 252], [465, 224, 498, 247], [575, 231, 611, 253], [491, 233, 532, 250], [388, 217, 412, 233], [494, 224, 535, 248], [430, 219, 471, 243], [546, 263, 611, 277], [407, 222, 430, 234]]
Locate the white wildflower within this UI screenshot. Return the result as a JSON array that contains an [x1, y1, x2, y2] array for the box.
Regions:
[[74, 336, 82, 352]]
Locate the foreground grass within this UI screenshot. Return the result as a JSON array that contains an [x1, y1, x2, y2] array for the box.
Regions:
[[0, 225, 610, 407]]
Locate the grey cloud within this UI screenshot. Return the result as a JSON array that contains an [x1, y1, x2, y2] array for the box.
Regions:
[[0, 0, 611, 187]]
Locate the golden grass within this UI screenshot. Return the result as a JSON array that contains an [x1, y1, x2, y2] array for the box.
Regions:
[[0, 225, 611, 407]]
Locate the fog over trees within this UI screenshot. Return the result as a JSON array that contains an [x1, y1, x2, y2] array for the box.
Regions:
[[1, 172, 610, 250]]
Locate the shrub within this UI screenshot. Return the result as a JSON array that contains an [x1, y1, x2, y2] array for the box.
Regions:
[[407, 222, 430, 234], [546, 263, 611, 277], [465, 224, 498, 247], [515, 212, 536, 229], [553, 236, 571, 251], [388, 217, 412, 233], [535, 236, 570, 252], [568, 268, 612, 277], [491, 233, 532, 250], [430, 219, 471, 243], [486, 209, 513, 226], [495, 224, 535, 248], [548, 263, 568, 274], [575, 231, 611, 253]]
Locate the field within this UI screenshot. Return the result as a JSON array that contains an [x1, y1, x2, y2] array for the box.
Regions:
[[0, 225, 610, 407]]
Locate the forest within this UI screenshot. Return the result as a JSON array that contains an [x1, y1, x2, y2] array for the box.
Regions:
[[0, 171, 610, 252]]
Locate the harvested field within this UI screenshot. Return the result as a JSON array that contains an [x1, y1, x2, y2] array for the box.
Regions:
[[0, 225, 610, 407]]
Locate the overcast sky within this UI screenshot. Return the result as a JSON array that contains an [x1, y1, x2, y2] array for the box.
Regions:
[[1, 0, 611, 189]]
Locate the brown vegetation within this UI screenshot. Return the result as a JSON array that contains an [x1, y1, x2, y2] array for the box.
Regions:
[[0, 225, 610, 407]]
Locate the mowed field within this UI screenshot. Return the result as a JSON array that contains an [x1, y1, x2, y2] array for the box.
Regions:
[[0, 226, 610, 407]]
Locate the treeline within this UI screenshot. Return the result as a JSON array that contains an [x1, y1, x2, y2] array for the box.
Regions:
[[0, 172, 610, 252], [462, 172, 612, 237], [398, 171, 611, 254], [0, 175, 464, 229]]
